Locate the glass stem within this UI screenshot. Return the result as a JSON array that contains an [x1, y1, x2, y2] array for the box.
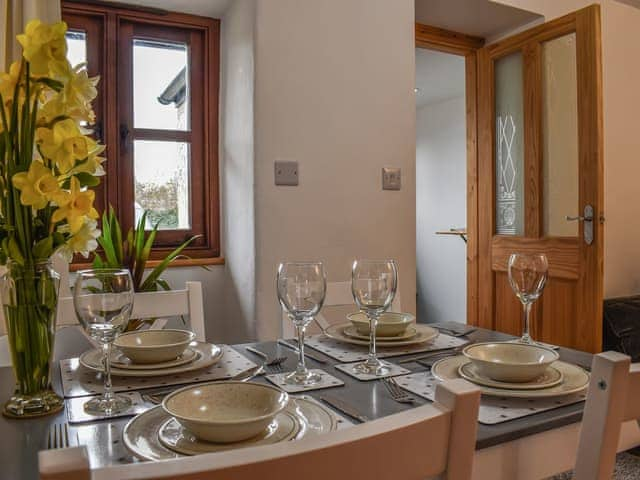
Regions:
[[367, 313, 379, 364], [522, 302, 533, 342], [295, 323, 307, 374], [102, 342, 114, 401]]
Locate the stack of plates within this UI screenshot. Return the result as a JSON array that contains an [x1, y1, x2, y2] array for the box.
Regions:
[[79, 342, 224, 377], [123, 396, 339, 460], [431, 343, 590, 398], [324, 323, 439, 347]]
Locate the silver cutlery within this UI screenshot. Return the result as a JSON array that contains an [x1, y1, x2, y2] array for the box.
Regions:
[[398, 344, 471, 364], [435, 326, 477, 337], [245, 347, 288, 367], [319, 395, 370, 423], [47, 423, 70, 450], [277, 339, 328, 364], [381, 377, 416, 404]]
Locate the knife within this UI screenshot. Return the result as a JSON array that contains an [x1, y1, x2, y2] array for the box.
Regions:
[[277, 339, 328, 364], [319, 395, 370, 423]]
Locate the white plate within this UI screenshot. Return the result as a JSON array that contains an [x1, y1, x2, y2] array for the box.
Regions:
[[80, 342, 223, 377], [458, 362, 564, 390], [324, 323, 439, 347], [342, 325, 418, 342], [158, 410, 301, 455], [110, 348, 198, 370], [123, 397, 338, 461], [432, 355, 589, 398]]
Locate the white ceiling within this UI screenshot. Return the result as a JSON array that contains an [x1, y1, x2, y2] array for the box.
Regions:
[[123, 0, 230, 18], [415, 49, 465, 108], [415, 0, 542, 40]]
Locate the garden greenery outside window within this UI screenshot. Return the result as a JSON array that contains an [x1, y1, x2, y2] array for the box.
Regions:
[[62, 1, 220, 263]]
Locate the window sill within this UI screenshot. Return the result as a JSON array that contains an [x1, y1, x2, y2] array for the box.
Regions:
[[70, 256, 225, 272]]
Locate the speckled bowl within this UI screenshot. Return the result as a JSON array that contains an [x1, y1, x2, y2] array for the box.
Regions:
[[162, 382, 289, 443], [462, 342, 559, 383], [114, 329, 195, 364], [347, 312, 415, 337]]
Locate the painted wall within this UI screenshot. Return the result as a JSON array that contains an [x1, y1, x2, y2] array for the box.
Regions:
[[253, 0, 417, 339], [496, 0, 640, 298], [416, 97, 467, 324]]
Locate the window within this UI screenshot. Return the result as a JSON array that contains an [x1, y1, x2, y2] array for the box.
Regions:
[[62, 2, 220, 261]]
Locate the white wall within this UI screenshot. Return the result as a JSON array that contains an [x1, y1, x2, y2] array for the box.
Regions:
[[496, 0, 640, 298], [253, 0, 417, 339], [416, 97, 467, 324]]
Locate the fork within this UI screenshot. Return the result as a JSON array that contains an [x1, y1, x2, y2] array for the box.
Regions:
[[47, 423, 70, 449], [381, 377, 416, 404], [245, 347, 288, 368]]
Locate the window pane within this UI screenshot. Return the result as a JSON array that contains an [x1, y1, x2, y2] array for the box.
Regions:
[[134, 140, 191, 230], [133, 39, 189, 131], [495, 52, 524, 236], [542, 33, 579, 236], [66, 30, 87, 67]]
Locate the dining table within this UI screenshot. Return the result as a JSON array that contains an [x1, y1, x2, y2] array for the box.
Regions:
[[2, 322, 640, 480]]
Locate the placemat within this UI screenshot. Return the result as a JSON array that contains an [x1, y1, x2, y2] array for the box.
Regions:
[[60, 346, 258, 398], [335, 361, 410, 381], [66, 392, 153, 424], [265, 369, 344, 393], [394, 371, 587, 425], [304, 333, 467, 363]]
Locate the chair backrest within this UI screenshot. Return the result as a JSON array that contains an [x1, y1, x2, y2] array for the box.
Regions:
[[574, 351, 640, 479], [281, 280, 402, 338], [39, 378, 481, 480]]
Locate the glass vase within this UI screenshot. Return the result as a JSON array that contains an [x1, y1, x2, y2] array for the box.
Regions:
[[0, 259, 63, 418]]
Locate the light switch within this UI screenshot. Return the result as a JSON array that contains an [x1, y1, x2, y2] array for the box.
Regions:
[[274, 161, 299, 186], [382, 167, 401, 190]]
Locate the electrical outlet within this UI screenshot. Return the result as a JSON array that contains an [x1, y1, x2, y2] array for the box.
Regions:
[[382, 167, 401, 190], [274, 161, 299, 186]]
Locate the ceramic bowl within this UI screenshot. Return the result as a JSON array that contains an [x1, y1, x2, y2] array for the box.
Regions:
[[347, 312, 415, 337], [114, 329, 196, 364], [462, 342, 559, 383], [162, 382, 289, 443]]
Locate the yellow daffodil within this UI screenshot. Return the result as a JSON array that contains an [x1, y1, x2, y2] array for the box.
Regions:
[[69, 139, 105, 177], [11, 161, 61, 210], [44, 62, 98, 124], [60, 218, 100, 259], [16, 20, 68, 76], [51, 176, 99, 233], [37, 119, 90, 173], [0, 61, 22, 107]]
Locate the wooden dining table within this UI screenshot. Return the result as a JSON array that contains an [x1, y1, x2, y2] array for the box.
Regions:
[[1, 322, 639, 480]]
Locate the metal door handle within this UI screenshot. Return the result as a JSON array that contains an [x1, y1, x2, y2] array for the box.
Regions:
[[565, 205, 594, 245]]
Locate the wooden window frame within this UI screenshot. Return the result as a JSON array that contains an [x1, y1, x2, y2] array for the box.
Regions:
[[62, 1, 221, 264]]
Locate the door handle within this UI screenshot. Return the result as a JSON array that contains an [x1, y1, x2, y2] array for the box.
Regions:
[[565, 205, 594, 245]]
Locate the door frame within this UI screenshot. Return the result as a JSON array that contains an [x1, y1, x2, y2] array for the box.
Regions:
[[415, 23, 484, 325]]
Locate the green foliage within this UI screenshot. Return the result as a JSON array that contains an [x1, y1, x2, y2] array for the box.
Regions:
[[93, 206, 199, 293]]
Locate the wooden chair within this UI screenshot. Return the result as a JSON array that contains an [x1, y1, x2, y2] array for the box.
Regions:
[[0, 282, 206, 367], [573, 351, 640, 479], [39, 378, 481, 480], [281, 280, 402, 338]]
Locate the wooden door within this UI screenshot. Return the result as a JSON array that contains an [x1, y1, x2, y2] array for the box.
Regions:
[[477, 5, 603, 352]]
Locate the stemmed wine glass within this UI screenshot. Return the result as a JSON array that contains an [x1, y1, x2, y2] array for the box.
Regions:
[[507, 253, 548, 344], [351, 259, 398, 376], [74, 269, 135, 414], [277, 262, 326, 385]]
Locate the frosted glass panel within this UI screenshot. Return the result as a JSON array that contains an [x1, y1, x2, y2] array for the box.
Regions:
[[542, 33, 579, 236], [495, 52, 524, 236]]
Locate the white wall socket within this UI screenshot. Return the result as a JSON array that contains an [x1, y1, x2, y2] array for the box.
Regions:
[[382, 167, 401, 190], [274, 161, 299, 186]]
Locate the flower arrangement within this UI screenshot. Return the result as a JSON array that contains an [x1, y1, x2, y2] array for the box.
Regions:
[[0, 20, 103, 417]]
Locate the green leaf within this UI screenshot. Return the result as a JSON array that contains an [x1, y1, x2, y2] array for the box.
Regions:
[[140, 235, 199, 291], [33, 236, 53, 260], [134, 223, 156, 290], [74, 172, 100, 187], [7, 237, 24, 265], [34, 77, 64, 91]]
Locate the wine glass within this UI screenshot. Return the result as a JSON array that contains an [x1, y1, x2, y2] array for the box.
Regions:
[[507, 253, 548, 344], [351, 259, 398, 376], [277, 262, 326, 385], [74, 269, 135, 415]]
